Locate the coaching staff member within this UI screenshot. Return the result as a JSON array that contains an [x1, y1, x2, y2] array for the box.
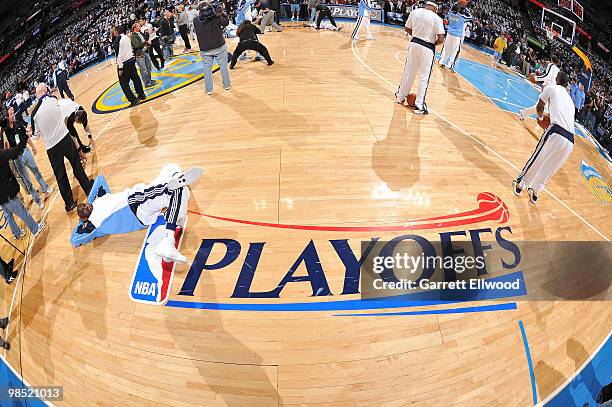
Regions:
[[30, 84, 92, 212], [112, 25, 147, 107]]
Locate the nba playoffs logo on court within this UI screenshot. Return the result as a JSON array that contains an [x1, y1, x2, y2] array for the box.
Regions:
[[92, 52, 222, 114], [129, 193, 527, 310], [580, 160, 612, 203], [129, 215, 187, 305]]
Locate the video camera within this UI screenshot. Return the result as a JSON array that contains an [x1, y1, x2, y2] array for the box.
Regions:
[[199, 0, 225, 21]]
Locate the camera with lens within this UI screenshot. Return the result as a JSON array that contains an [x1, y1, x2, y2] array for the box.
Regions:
[[199, 0, 225, 21]]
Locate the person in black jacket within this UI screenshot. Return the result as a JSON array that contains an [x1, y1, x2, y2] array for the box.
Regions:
[[52, 62, 74, 101], [229, 20, 274, 69], [315, 3, 341, 30], [159, 11, 176, 59], [193, 1, 232, 94], [0, 133, 45, 240]]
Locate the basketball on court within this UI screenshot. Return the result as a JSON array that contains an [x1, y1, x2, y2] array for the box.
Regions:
[[406, 92, 417, 107], [0, 0, 610, 406]]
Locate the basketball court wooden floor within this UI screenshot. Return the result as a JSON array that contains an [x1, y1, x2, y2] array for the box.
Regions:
[[1, 22, 610, 406]]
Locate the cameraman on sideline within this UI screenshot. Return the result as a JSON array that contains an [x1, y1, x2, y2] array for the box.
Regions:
[[193, 1, 232, 94]]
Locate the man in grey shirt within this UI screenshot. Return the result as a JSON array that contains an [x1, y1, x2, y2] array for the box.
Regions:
[[177, 5, 192, 53]]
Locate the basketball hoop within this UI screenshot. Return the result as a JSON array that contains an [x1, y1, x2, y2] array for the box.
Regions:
[[545, 27, 558, 41]]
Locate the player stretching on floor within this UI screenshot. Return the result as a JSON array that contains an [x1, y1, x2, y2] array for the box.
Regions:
[[395, 1, 445, 115], [439, 1, 472, 72], [76, 165, 202, 263], [513, 71, 574, 204]]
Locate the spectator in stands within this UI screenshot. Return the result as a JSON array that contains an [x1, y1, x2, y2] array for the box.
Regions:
[[570, 81, 585, 117]]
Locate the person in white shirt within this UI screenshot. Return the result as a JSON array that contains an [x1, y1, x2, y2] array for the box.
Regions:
[[519, 56, 560, 121], [29, 84, 92, 212], [111, 25, 146, 107], [513, 71, 575, 204], [58, 98, 94, 153], [140, 18, 165, 70], [395, 1, 445, 115]]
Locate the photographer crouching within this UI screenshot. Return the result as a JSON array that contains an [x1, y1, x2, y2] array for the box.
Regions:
[[193, 0, 232, 95]]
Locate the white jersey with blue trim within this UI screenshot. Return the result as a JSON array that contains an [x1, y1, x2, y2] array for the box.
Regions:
[[536, 63, 560, 88], [446, 3, 472, 37], [358, 0, 377, 17]]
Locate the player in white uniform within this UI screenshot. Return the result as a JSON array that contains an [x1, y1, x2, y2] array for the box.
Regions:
[[519, 56, 560, 121], [395, 1, 445, 115], [513, 71, 574, 204], [76, 165, 203, 263]]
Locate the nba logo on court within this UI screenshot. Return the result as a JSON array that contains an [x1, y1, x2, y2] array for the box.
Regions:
[[129, 215, 187, 305]]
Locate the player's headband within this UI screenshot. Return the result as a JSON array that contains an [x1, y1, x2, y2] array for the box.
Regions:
[[426, 1, 438, 8]]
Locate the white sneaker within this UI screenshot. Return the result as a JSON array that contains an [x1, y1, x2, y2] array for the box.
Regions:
[[167, 167, 204, 190], [44, 186, 54, 194], [33, 221, 45, 237], [155, 234, 187, 264], [38, 201, 44, 209], [14, 229, 26, 240], [518, 109, 526, 121]]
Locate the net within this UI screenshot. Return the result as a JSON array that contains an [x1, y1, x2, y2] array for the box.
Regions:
[[541, 7, 576, 45]]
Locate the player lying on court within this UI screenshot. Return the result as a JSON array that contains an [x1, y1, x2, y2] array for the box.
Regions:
[[513, 71, 574, 204], [74, 164, 203, 263]]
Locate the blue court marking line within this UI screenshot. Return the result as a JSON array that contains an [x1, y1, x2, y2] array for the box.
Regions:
[[0, 355, 48, 407], [166, 271, 526, 311], [539, 333, 612, 406], [333, 302, 517, 316], [519, 320, 538, 405]]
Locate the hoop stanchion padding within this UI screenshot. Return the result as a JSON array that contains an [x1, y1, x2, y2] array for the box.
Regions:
[[70, 175, 146, 247]]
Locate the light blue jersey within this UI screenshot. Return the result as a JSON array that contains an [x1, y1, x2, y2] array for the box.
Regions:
[[358, 0, 377, 17], [446, 4, 472, 38], [236, 0, 252, 25]]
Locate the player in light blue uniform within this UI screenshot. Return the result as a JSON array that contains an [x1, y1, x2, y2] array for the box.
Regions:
[[439, 1, 472, 71], [351, 0, 378, 40], [236, 0, 253, 25]]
